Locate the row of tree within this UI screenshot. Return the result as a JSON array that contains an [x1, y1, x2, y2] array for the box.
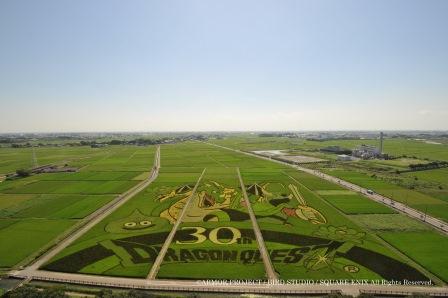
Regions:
[[3, 286, 198, 298], [408, 161, 448, 170], [3, 285, 431, 298]]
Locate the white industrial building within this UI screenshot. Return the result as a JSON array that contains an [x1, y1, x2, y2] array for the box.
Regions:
[[337, 154, 353, 161], [352, 144, 381, 159], [351, 132, 385, 160]]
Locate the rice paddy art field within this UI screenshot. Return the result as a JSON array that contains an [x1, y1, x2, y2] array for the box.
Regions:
[[157, 168, 267, 280], [241, 168, 424, 281], [207, 136, 448, 220], [0, 145, 156, 269], [40, 142, 448, 284]]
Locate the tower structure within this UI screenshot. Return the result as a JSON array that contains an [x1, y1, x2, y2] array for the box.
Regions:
[[32, 146, 38, 168], [379, 132, 384, 155]]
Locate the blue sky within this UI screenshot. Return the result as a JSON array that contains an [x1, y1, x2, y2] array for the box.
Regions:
[[1, 0, 447, 132]]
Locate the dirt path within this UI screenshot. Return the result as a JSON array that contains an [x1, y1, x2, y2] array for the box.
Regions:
[[237, 168, 278, 281], [14, 146, 161, 275], [9, 143, 448, 296], [146, 168, 206, 279], [283, 171, 443, 285]]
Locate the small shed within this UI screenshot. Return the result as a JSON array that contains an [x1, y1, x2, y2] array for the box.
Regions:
[[337, 154, 353, 161]]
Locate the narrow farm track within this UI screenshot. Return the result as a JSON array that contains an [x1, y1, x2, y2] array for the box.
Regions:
[[146, 168, 206, 280], [8, 143, 448, 296], [206, 142, 448, 235], [13, 146, 161, 275], [237, 168, 278, 281]]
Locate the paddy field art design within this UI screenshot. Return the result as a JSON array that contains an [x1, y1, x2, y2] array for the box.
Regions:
[[43, 177, 428, 282]]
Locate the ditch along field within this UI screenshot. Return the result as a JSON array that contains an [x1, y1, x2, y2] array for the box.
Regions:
[[0, 145, 155, 270], [42, 142, 447, 284]]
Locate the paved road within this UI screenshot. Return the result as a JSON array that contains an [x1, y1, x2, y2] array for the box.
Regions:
[[297, 166, 448, 235], [14, 146, 161, 275], [146, 168, 206, 279], [9, 143, 448, 296], [11, 269, 448, 297], [207, 142, 448, 235], [237, 168, 278, 281]]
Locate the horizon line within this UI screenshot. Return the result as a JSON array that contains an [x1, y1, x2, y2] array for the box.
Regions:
[[1, 129, 448, 135]]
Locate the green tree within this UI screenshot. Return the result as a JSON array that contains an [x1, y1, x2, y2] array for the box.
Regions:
[[4, 286, 68, 298], [16, 169, 30, 177]]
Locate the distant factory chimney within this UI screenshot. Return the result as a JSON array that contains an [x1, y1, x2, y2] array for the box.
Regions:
[[379, 132, 384, 154]]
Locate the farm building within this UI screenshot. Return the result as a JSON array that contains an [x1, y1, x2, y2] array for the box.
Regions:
[[337, 154, 353, 161], [351, 132, 388, 160], [320, 146, 352, 154], [352, 145, 381, 159]]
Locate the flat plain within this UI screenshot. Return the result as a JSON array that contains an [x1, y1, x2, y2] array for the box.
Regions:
[[41, 142, 448, 283], [1, 139, 447, 285], [0, 145, 155, 270]]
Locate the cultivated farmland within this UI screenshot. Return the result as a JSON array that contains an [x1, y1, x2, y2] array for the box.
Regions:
[[40, 142, 446, 284], [322, 169, 448, 222], [156, 168, 267, 280], [0, 145, 155, 270]]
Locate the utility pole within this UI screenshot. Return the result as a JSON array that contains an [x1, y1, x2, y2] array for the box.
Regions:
[[379, 131, 384, 154], [32, 146, 38, 168]]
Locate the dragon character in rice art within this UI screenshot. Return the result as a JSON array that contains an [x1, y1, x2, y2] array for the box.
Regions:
[[157, 180, 326, 225]]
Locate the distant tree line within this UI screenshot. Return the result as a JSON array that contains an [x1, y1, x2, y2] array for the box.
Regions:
[[10, 143, 32, 148], [408, 161, 448, 171], [88, 135, 207, 147], [319, 146, 352, 155], [4, 285, 431, 298], [3, 286, 200, 298], [306, 137, 361, 142], [97, 289, 198, 298], [108, 138, 165, 145], [397, 161, 448, 173], [3, 285, 67, 298], [6, 135, 210, 149], [0, 138, 27, 144], [10, 143, 70, 148], [259, 133, 296, 138], [15, 169, 31, 177]]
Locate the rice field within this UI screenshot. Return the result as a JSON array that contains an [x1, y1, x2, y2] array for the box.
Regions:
[[0, 145, 155, 269], [41, 142, 446, 283], [322, 169, 448, 222]]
